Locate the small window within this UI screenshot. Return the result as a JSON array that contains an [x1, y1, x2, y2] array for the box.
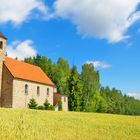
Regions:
[[47, 88, 49, 96], [64, 97, 66, 102], [37, 86, 40, 96], [0, 41, 3, 49], [25, 84, 28, 95]]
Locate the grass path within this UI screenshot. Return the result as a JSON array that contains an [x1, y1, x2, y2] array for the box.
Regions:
[[0, 108, 139, 140]]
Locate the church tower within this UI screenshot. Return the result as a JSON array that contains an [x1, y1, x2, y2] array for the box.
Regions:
[[0, 33, 6, 96]]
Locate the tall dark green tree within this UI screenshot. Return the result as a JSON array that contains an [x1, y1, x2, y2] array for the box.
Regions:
[[24, 57, 35, 65], [67, 66, 82, 111], [97, 96, 108, 113], [81, 64, 100, 112], [52, 57, 70, 95]]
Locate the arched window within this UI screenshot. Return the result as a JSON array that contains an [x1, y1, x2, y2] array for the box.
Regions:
[[25, 84, 28, 95], [37, 86, 40, 96], [0, 41, 3, 49], [47, 88, 49, 96]]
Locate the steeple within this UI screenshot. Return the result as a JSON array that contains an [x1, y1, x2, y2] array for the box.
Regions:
[[0, 32, 7, 40], [0, 32, 7, 51], [0, 32, 7, 97]]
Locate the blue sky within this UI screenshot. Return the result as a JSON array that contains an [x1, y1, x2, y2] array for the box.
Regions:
[[0, 0, 140, 99]]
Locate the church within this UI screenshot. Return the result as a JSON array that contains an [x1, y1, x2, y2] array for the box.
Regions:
[[0, 33, 68, 111]]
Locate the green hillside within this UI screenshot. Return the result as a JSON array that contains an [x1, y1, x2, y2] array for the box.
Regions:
[[0, 109, 139, 140]]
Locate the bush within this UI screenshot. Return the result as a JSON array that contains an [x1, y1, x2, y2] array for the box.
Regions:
[[43, 99, 50, 110], [28, 98, 38, 109], [28, 98, 55, 111], [38, 105, 44, 110], [58, 100, 62, 111], [43, 99, 55, 111], [49, 105, 54, 111]]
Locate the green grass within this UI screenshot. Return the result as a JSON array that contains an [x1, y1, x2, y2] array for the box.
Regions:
[[0, 108, 139, 140]]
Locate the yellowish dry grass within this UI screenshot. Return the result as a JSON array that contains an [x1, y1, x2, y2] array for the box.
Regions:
[[0, 108, 139, 140]]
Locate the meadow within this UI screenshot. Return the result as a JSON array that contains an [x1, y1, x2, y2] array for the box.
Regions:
[[0, 108, 139, 140]]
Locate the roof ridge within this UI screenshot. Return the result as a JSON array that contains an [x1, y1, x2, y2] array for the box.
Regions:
[[5, 57, 41, 69], [4, 57, 55, 86]]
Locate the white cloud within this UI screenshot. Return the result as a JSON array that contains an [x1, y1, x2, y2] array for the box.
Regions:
[[54, 0, 140, 42], [85, 61, 111, 69], [7, 40, 37, 60], [128, 93, 140, 100], [0, 0, 48, 25]]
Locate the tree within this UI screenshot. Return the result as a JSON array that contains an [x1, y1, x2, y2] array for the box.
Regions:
[[81, 64, 100, 112], [100, 87, 140, 115], [24, 57, 35, 65], [44, 99, 50, 110], [49, 105, 55, 111], [35, 56, 53, 78], [28, 98, 38, 109], [67, 66, 82, 111], [24, 55, 140, 115], [52, 57, 70, 95], [97, 97, 108, 113]]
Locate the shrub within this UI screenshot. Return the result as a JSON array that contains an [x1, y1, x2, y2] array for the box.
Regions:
[[58, 100, 62, 111], [49, 105, 54, 111], [43, 99, 50, 110], [28, 98, 38, 109], [38, 105, 44, 110]]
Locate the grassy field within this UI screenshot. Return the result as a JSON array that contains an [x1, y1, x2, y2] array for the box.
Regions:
[[0, 109, 139, 140]]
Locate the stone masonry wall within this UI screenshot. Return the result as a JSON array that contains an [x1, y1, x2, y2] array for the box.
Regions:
[[54, 93, 68, 111], [0, 38, 6, 97], [1, 64, 13, 107], [61, 96, 68, 111], [12, 79, 54, 108]]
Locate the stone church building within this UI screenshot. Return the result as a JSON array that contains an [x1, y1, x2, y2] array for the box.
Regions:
[[0, 33, 68, 111]]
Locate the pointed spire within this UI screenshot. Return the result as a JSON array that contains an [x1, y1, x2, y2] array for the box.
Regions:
[[0, 32, 7, 40]]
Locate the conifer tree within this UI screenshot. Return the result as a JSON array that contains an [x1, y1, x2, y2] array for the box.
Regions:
[[68, 66, 82, 111], [28, 98, 38, 109]]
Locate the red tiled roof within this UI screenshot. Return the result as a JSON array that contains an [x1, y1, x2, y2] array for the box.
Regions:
[[4, 57, 55, 86]]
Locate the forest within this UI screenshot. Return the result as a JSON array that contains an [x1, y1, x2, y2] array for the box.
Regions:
[[24, 55, 140, 115]]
